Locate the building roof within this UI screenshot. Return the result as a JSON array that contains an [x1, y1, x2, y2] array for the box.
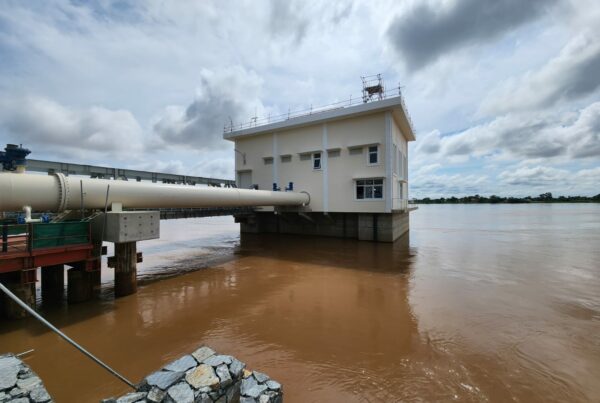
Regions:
[[223, 96, 416, 142]]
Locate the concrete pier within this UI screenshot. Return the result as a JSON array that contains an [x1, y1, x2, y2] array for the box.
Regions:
[[114, 242, 137, 297], [67, 267, 99, 304], [0, 272, 35, 319], [41, 264, 64, 303]]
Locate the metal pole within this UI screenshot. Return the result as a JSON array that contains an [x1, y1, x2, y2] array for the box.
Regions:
[[100, 184, 110, 245], [80, 180, 84, 220], [2, 223, 7, 253], [0, 281, 135, 389]]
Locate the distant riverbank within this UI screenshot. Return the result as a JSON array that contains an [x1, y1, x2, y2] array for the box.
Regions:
[[412, 193, 600, 204]]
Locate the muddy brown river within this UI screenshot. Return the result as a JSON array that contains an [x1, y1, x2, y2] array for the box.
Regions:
[[1, 204, 599, 402]]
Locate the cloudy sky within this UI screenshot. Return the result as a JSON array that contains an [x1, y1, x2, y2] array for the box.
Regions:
[[0, 0, 598, 197]]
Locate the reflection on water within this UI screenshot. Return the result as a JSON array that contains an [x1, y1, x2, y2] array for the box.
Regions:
[[1, 206, 599, 402]]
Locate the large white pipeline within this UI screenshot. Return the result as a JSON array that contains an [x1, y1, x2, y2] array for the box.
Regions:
[[0, 172, 310, 212]]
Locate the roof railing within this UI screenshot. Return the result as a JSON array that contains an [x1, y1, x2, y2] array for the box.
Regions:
[[224, 86, 414, 134]]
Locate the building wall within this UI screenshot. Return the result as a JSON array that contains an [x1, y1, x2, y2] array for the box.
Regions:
[[391, 114, 409, 210], [234, 111, 410, 214]]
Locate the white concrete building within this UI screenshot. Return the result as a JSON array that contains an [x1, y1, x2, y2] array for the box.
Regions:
[[224, 95, 416, 242]]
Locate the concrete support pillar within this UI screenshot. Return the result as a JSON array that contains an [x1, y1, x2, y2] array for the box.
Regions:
[[114, 241, 137, 297], [67, 268, 94, 304], [0, 272, 35, 319], [41, 264, 64, 303]]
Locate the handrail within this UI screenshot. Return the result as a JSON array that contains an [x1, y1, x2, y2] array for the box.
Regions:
[[224, 87, 414, 133]]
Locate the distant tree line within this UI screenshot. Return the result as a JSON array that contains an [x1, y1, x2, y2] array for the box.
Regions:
[[412, 193, 600, 204]]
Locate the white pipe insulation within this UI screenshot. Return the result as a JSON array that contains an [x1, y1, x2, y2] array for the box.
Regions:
[[0, 172, 310, 212]]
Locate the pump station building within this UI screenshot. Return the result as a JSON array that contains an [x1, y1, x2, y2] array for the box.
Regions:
[[224, 86, 416, 242]]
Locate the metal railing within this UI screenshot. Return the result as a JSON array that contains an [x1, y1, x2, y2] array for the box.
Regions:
[[392, 198, 409, 211], [1, 223, 28, 253], [1, 222, 91, 255], [224, 86, 414, 133]]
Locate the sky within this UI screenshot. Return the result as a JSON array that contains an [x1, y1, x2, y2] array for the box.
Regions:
[[0, 0, 598, 198]]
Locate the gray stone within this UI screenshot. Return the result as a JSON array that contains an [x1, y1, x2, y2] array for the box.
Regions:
[[0, 370, 17, 391], [241, 377, 268, 399], [0, 392, 7, 402], [228, 358, 245, 379], [116, 391, 148, 403], [167, 382, 194, 403], [215, 365, 232, 388], [30, 385, 53, 402], [16, 375, 42, 392], [193, 391, 211, 403], [9, 387, 24, 397], [9, 398, 29, 403], [240, 397, 257, 403], [208, 391, 221, 400], [265, 380, 281, 391], [17, 367, 32, 379], [0, 355, 20, 371], [191, 347, 215, 364], [202, 355, 232, 367], [215, 395, 227, 403], [241, 376, 257, 395], [164, 355, 197, 373], [100, 398, 117, 402], [145, 370, 185, 390], [185, 364, 219, 390], [259, 395, 272, 403], [0, 356, 20, 391], [225, 381, 241, 402], [253, 371, 269, 384], [147, 386, 167, 403]]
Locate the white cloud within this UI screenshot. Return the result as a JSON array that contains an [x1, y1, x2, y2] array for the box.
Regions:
[[414, 101, 600, 162], [498, 165, 599, 195], [0, 95, 144, 159], [481, 32, 600, 115], [151, 67, 265, 151]]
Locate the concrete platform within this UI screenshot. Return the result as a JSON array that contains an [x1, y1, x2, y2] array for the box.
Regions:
[[236, 211, 410, 242]]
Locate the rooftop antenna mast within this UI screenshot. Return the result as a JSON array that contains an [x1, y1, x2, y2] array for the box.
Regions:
[[361, 74, 384, 103]]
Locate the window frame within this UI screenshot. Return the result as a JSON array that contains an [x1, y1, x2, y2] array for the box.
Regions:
[[312, 152, 322, 170], [355, 178, 384, 201], [367, 145, 379, 166]]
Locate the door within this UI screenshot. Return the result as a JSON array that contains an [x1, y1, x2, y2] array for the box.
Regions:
[[238, 171, 252, 189]]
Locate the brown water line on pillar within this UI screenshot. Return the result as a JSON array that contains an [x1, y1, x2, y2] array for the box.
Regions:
[[114, 242, 137, 297]]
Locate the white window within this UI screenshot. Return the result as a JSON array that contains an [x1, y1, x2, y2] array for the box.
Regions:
[[356, 179, 383, 200], [367, 145, 379, 165], [313, 152, 321, 170]]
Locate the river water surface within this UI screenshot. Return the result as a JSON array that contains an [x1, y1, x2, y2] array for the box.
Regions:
[[1, 204, 599, 402]]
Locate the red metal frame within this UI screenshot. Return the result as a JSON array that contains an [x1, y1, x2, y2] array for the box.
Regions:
[[0, 244, 94, 273]]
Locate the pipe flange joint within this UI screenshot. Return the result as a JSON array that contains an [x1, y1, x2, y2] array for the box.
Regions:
[[300, 191, 311, 206], [54, 172, 68, 212]]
